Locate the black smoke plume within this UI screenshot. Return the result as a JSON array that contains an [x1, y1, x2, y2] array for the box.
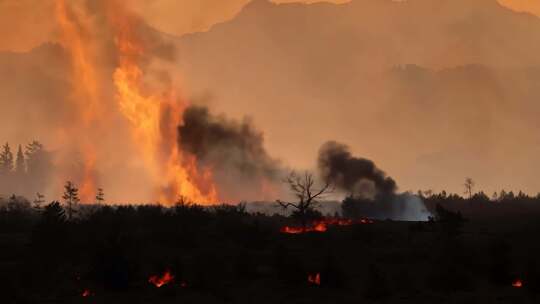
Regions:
[[318, 141, 397, 199], [318, 141, 430, 220], [178, 105, 282, 202]]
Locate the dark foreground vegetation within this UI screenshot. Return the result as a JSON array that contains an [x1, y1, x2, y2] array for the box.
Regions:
[[1, 191, 540, 304]]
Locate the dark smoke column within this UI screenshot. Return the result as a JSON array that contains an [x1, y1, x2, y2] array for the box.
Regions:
[[317, 141, 397, 200], [178, 105, 281, 202]]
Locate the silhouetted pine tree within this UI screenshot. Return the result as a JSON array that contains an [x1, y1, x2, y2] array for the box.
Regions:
[[15, 145, 25, 175], [0, 143, 14, 175], [96, 188, 105, 204], [24, 140, 45, 174], [24, 141, 52, 195], [62, 181, 79, 220]]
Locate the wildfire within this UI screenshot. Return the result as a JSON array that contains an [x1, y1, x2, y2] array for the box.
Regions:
[[512, 279, 523, 288], [109, 0, 218, 205], [54, 0, 219, 204], [308, 273, 321, 286], [81, 289, 93, 297], [149, 270, 175, 288], [55, 0, 101, 202], [280, 218, 374, 234]]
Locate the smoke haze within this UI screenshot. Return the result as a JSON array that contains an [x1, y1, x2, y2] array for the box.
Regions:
[[1, 0, 540, 202], [179, 105, 282, 202]]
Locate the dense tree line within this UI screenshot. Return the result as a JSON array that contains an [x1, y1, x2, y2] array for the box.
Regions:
[[0, 195, 539, 303], [342, 188, 540, 220], [0, 140, 52, 198]]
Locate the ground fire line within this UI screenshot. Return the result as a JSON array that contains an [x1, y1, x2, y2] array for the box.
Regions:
[[280, 218, 375, 234]]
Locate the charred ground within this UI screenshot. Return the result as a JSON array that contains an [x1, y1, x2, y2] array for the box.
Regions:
[[1, 193, 540, 303]]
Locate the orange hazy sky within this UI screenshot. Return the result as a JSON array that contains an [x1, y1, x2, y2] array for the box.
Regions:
[[2, 0, 540, 198], [0, 0, 539, 52]]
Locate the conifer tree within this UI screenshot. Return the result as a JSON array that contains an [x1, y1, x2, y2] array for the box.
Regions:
[[0, 143, 14, 175], [15, 145, 25, 175], [95, 188, 105, 204], [24, 141, 44, 174], [62, 181, 80, 220]]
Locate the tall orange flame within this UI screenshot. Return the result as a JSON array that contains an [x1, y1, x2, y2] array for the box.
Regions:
[[108, 2, 217, 204], [54, 0, 218, 204], [55, 0, 99, 202]]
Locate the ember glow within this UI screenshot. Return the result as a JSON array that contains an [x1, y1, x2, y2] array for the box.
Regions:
[[148, 270, 175, 288], [512, 279, 523, 288], [308, 273, 321, 286], [52, 0, 218, 204], [280, 218, 374, 234]]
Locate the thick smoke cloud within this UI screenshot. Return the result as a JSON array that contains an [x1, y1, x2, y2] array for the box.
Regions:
[[3, 0, 540, 201], [179, 105, 282, 202], [318, 141, 397, 199], [318, 141, 429, 221]]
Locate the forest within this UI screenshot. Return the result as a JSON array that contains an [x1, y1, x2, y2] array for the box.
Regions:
[[3, 0, 540, 303], [1, 164, 540, 303], [0, 141, 52, 199]]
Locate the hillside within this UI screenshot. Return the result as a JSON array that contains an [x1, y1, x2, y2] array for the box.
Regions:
[[1, 0, 540, 193]]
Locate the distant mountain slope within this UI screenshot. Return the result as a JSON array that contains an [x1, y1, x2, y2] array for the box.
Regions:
[[1, 0, 540, 194], [174, 0, 540, 193], [178, 0, 540, 73]]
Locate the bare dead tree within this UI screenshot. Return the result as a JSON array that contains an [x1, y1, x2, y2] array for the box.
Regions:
[[277, 171, 333, 228], [464, 177, 475, 200]]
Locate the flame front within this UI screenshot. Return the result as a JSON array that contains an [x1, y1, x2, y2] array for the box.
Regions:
[[109, 6, 217, 205], [149, 270, 175, 288], [280, 218, 374, 234], [54, 0, 218, 204], [308, 273, 321, 286]]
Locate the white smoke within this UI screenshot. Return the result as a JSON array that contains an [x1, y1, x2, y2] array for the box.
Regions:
[[391, 193, 431, 221]]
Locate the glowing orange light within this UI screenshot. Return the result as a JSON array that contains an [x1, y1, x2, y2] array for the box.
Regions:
[[54, 0, 219, 205], [108, 1, 218, 205], [280, 218, 374, 234], [512, 279, 523, 288], [308, 273, 321, 285], [149, 270, 175, 288], [55, 0, 101, 201]]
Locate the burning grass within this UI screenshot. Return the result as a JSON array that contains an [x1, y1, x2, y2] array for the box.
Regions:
[[512, 279, 523, 288], [148, 270, 175, 288], [3, 199, 538, 303], [280, 218, 374, 234], [308, 273, 321, 286]]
